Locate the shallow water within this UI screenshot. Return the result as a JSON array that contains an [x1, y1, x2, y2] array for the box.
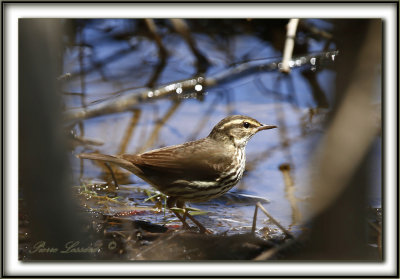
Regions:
[[64, 19, 381, 239]]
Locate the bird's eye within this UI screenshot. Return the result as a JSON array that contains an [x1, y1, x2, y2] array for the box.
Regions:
[[243, 122, 250, 128]]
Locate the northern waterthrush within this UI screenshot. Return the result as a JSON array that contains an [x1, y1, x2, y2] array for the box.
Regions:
[[78, 115, 277, 232]]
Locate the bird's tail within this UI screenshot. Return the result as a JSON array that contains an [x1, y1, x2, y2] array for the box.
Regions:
[[77, 153, 141, 175]]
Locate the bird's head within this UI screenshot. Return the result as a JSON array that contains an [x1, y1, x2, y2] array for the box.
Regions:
[[208, 115, 277, 148]]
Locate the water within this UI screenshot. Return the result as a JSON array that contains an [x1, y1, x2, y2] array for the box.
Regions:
[[63, 19, 380, 240]]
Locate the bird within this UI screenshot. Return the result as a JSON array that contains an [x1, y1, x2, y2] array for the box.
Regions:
[[77, 115, 277, 233]]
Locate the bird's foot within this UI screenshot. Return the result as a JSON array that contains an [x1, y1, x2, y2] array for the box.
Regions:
[[170, 207, 212, 234], [170, 208, 191, 230], [183, 209, 212, 234]]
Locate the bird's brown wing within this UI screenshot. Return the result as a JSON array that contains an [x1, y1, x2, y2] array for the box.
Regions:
[[121, 138, 231, 182]]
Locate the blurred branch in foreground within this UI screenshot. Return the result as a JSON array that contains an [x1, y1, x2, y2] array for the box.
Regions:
[[19, 19, 89, 260], [283, 19, 382, 260]]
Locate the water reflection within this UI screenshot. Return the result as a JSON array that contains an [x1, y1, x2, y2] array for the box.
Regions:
[[28, 18, 381, 260]]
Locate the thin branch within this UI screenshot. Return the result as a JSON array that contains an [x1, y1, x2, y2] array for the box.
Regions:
[[279, 163, 302, 226], [118, 109, 141, 154], [104, 162, 119, 190], [253, 237, 298, 261], [251, 204, 258, 234], [138, 99, 182, 153], [186, 93, 222, 141], [256, 202, 294, 239], [64, 50, 338, 122], [170, 19, 210, 73], [281, 19, 300, 74], [145, 19, 168, 88]]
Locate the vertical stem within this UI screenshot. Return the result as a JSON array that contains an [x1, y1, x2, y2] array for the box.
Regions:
[[104, 162, 119, 190], [281, 19, 299, 73], [256, 202, 294, 239], [251, 204, 258, 234]]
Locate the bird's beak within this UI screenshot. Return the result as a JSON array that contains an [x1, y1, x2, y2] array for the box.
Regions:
[[257, 124, 277, 131]]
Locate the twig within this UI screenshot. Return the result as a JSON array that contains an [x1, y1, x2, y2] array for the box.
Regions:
[[186, 93, 222, 141], [253, 237, 298, 261], [301, 68, 329, 107], [256, 202, 294, 239], [367, 220, 382, 234], [64, 50, 338, 122], [71, 135, 104, 146], [279, 163, 302, 226], [183, 209, 210, 234], [104, 162, 119, 190], [253, 77, 289, 103], [67, 44, 137, 80], [251, 204, 258, 234], [144, 19, 168, 88], [138, 99, 182, 153], [170, 19, 209, 73], [145, 19, 167, 56], [281, 19, 299, 73], [299, 20, 333, 40], [118, 109, 141, 154]]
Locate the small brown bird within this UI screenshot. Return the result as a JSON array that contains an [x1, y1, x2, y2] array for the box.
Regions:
[[78, 115, 277, 232]]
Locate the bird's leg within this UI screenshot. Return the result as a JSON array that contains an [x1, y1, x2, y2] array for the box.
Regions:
[[167, 197, 190, 230], [176, 200, 187, 222], [183, 211, 212, 234], [172, 211, 191, 230], [176, 200, 212, 234]]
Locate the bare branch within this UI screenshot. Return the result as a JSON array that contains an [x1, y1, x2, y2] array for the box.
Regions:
[[63, 50, 338, 122], [281, 19, 300, 73]]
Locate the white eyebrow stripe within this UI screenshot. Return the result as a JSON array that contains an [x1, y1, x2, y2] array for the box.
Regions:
[[219, 119, 259, 130], [219, 119, 243, 129]]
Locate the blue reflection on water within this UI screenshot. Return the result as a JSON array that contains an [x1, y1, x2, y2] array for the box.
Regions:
[[66, 19, 381, 234]]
